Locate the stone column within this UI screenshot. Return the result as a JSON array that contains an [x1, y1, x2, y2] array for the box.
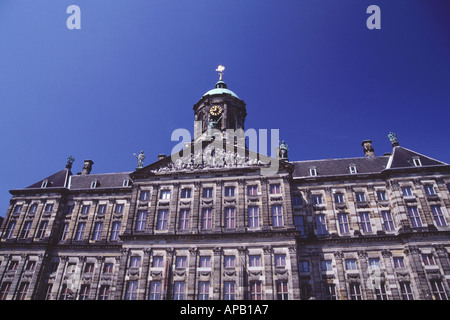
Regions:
[[238, 247, 247, 299], [213, 247, 222, 299], [237, 179, 246, 232], [357, 250, 372, 300], [260, 178, 270, 230], [214, 181, 223, 233], [168, 183, 180, 234], [187, 247, 198, 300], [333, 251, 348, 300], [263, 245, 274, 300], [404, 246, 432, 299], [138, 249, 152, 300], [434, 245, 450, 291], [288, 244, 301, 300], [114, 248, 130, 300]]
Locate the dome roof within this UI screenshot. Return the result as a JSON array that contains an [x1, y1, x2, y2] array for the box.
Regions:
[[203, 80, 239, 99]]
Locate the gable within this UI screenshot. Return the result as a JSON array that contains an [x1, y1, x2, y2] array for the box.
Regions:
[[388, 146, 447, 169]]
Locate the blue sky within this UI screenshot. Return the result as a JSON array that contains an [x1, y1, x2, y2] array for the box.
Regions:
[[1, 0, 449, 217]]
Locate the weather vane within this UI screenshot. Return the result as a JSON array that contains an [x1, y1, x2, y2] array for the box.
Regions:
[[216, 65, 225, 81]]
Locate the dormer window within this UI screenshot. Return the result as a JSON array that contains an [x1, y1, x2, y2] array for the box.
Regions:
[[349, 165, 357, 174], [123, 179, 130, 187], [309, 168, 317, 177], [412, 157, 422, 167], [90, 180, 98, 188], [41, 180, 48, 188]]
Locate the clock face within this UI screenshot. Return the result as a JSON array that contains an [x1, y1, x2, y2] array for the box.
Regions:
[[209, 105, 223, 117]]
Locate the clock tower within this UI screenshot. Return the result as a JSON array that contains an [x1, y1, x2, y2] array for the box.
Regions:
[[193, 66, 247, 141]]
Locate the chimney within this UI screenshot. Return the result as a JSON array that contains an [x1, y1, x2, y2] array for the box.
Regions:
[[157, 154, 167, 161], [81, 160, 94, 175], [361, 140, 375, 157]]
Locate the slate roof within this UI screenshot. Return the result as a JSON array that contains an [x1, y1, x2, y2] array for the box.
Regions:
[[69, 172, 132, 190], [292, 146, 448, 178], [387, 146, 447, 169], [26, 168, 72, 189], [292, 156, 390, 178]]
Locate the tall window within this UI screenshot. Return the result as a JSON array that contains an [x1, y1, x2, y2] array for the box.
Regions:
[[393, 257, 406, 269], [16, 282, 29, 300], [249, 281, 262, 300], [125, 281, 138, 300], [98, 285, 110, 300], [399, 282, 414, 300], [430, 280, 448, 300], [313, 194, 323, 205], [421, 254, 436, 266], [225, 186, 235, 197], [152, 256, 163, 268], [276, 281, 289, 300], [156, 210, 168, 230], [29, 203, 38, 215], [176, 256, 187, 269], [292, 196, 303, 206], [431, 205, 447, 227], [424, 185, 436, 195], [198, 282, 210, 300], [140, 190, 150, 201], [110, 221, 121, 241], [60, 222, 69, 241], [315, 214, 327, 235], [224, 207, 235, 229], [92, 222, 103, 241], [180, 188, 191, 198], [377, 191, 387, 201], [355, 192, 366, 203], [36, 221, 48, 239], [402, 186, 413, 197], [325, 284, 337, 300], [349, 283, 362, 300], [129, 256, 141, 268], [44, 203, 53, 213], [407, 206, 422, 228], [248, 206, 260, 228], [321, 260, 333, 271], [334, 193, 344, 203], [20, 221, 32, 238], [97, 204, 106, 215], [359, 212, 372, 233], [270, 184, 281, 194], [249, 255, 261, 267], [136, 210, 147, 231], [13, 204, 22, 214], [75, 222, 86, 241], [5, 222, 16, 239], [149, 281, 161, 300], [247, 185, 258, 196], [178, 209, 190, 230], [81, 205, 90, 215], [201, 208, 213, 230], [173, 282, 185, 300], [199, 256, 211, 268], [0, 282, 11, 300], [338, 213, 350, 234], [375, 284, 389, 300], [381, 211, 395, 232], [224, 256, 235, 268], [224, 281, 235, 300], [345, 259, 357, 271], [275, 254, 286, 267], [160, 190, 171, 200], [115, 204, 124, 214], [79, 285, 90, 300], [271, 205, 284, 227], [202, 187, 213, 198]]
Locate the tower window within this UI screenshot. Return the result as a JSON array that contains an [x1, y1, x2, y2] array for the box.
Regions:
[[349, 165, 357, 174]]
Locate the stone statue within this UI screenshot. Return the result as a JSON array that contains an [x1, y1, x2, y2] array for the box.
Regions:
[[388, 132, 399, 147], [133, 150, 145, 168], [279, 140, 289, 160], [66, 156, 75, 169]]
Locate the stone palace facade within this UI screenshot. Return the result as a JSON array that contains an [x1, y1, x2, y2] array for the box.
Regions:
[[1, 75, 449, 300]]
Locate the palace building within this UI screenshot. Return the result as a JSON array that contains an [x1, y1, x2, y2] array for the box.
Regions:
[[1, 70, 449, 300]]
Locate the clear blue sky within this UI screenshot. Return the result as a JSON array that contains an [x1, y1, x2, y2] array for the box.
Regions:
[[1, 0, 449, 217]]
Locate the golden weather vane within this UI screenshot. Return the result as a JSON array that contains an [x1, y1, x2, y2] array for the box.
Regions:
[[216, 65, 225, 81]]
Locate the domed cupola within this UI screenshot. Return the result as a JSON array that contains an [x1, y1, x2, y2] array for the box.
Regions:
[[193, 65, 247, 136]]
